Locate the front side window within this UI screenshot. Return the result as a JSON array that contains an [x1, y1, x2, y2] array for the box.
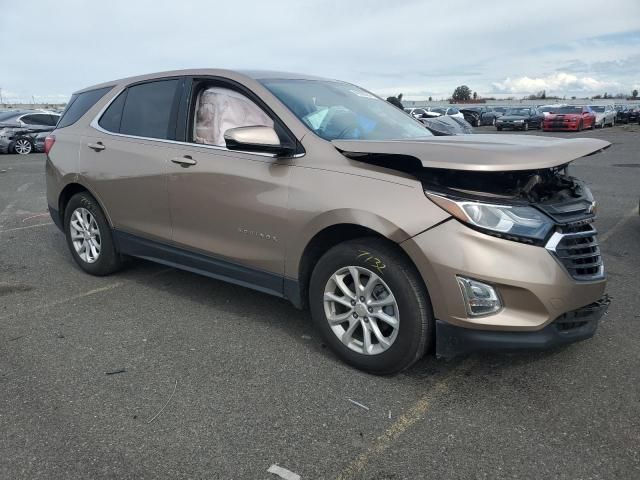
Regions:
[[118, 79, 179, 139], [192, 87, 274, 147], [260, 79, 432, 141]]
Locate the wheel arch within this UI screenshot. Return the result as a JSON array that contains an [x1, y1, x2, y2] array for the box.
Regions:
[[58, 182, 114, 228], [289, 219, 424, 310]]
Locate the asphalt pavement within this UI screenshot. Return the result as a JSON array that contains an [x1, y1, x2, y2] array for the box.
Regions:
[[1, 125, 639, 479]]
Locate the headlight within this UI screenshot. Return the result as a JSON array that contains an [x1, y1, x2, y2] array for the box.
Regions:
[[426, 192, 554, 242]]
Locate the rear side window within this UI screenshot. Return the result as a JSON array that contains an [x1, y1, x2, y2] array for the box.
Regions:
[[23, 114, 58, 126], [57, 86, 112, 129], [98, 90, 128, 133], [118, 79, 179, 139]]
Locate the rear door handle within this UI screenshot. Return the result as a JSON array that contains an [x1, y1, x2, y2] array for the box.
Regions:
[[171, 155, 197, 167], [88, 142, 105, 152]]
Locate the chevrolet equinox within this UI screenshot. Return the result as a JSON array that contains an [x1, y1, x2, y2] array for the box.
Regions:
[[46, 70, 610, 373]]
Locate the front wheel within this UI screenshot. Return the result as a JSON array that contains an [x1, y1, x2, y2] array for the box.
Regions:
[[309, 238, 433, 374], [64, 192, 122, 276]]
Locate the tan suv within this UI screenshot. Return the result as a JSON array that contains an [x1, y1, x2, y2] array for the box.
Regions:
[[45, 69, 610, 373]]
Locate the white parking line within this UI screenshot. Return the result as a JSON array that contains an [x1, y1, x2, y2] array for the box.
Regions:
[[0, 222, 53, 233]]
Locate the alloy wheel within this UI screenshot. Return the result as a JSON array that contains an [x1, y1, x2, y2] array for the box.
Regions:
[[14, 139, 32, 155], [69, 207, 101, 263], [323, 266, 400, 355]]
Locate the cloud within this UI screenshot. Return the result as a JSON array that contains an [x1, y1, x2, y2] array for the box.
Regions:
[[491, 73, 620, 95]]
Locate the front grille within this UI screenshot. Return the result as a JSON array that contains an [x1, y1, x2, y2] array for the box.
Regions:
[[546, 222, 604, 280]]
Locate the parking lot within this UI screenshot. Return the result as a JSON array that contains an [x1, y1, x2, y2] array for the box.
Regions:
[[1, 125, 639, 479]]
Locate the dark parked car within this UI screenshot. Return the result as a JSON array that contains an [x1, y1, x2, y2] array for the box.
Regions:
[[496, 107, 544, 131], [627, 105, 640, 123], [419, 115, 474, 135], [459, 106, 501, 127], [614, 104, 630, 124], [0, 110, 60, 154]]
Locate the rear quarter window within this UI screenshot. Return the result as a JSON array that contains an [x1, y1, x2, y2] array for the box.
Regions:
[[57, 86, 113, 129]]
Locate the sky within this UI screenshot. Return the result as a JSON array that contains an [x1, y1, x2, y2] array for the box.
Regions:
[[1, 0, 639, 103]]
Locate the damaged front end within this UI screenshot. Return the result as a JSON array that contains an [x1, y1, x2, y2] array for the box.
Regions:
[[419, 165, 604, 281], [334, 135, 609, 281]]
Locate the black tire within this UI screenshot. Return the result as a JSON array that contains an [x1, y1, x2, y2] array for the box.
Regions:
[[309, 238, 433, 374], [496, 126, 503, 131], [577, 121, 583, 132], [63, 192, 122, 276]]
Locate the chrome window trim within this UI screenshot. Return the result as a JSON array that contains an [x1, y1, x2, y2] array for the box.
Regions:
[[89, 85, 304, 160]]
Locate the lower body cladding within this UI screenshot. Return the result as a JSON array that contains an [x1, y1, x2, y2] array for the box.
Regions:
[[401, 219, 609, 359]]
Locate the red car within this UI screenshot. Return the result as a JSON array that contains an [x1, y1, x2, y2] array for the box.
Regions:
[[543, 105, 596, 131]]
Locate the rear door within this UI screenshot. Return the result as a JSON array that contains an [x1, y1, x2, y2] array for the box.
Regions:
[[82, 78, 183, 241]]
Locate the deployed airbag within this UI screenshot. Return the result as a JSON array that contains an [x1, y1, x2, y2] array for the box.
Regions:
[[194, 87, 273, 146]]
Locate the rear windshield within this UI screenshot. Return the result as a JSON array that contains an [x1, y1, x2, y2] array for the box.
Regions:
[[57, 86, 113, 129], [590, 106, 605, 112]]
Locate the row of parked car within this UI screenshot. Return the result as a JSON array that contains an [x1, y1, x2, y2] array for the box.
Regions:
[[405, 103, 640, 134], [0, 109, 62, 154]]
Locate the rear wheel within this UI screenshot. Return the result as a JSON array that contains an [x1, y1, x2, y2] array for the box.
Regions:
[[64, 192, 122, 276], [309, 238, 433, 374], [13, 138, 33, 155]]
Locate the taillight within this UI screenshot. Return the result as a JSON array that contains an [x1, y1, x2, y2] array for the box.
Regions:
[[44, 135, 56, 155]]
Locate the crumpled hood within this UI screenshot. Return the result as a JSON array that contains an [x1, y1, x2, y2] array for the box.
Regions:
[[332, 134, 610, 172]]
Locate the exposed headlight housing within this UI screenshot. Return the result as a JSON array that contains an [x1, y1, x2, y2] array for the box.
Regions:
[[426, 192, 554, 243]]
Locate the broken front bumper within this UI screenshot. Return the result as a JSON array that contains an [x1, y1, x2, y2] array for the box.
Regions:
[[401, 219, 608, 357], [435, 295, 610, 358]]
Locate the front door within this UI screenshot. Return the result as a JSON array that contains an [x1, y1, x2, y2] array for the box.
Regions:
[[168, 84, 292, 293]]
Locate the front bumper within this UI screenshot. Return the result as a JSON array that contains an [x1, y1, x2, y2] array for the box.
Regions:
[[435, 295, 610, 358], [401, 218, 607, 355], [543, 122, 579, 131], [497, 122, 525, 130]]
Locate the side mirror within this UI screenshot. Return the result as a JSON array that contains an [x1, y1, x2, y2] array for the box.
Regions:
[[224, 126, 294, 156]]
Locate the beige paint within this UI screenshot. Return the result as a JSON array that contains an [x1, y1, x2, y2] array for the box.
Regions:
[[46, 69, 608, 334]]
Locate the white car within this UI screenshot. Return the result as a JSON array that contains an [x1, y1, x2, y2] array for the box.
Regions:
[[538, 104, 566, 118], [427, 107, 465, 120], [404, 107, 430, 118], [589, 105, 616, 128]]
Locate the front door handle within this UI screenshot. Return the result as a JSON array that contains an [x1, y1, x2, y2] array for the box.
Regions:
[[171, 155, 197, 167], [88, 142, 105, 152]]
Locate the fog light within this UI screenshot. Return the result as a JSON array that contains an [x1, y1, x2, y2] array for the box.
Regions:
[[456, 276, 502, 317]]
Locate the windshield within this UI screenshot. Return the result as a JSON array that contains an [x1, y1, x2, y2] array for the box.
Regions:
[[556, 106, 583, 114], [260, 79, 432, 141], [590, 106, 605, 112], [505, 108, 531, 116]]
